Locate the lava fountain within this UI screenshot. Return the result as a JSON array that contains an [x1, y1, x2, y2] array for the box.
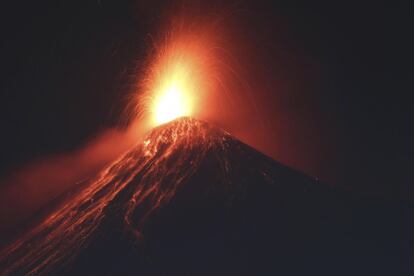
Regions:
[[151, 58, 195, 125], [136, 23, 218, 128]]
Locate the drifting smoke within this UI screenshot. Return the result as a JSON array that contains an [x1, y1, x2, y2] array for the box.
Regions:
[[0, 120, 149, 239]]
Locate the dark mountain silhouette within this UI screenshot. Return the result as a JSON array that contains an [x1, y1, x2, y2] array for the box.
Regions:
[[1, 117, 413, 275]]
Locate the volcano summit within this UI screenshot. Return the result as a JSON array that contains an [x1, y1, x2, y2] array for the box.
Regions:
[[1, 117, 413, 275]]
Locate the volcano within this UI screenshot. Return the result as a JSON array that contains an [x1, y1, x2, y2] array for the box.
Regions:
[[1, 117, 413, 275]]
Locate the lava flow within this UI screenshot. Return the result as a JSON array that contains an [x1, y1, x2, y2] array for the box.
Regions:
[[1, 21, 223, 274], [0, 118, 235, 275], [1, 122, 411, 275]]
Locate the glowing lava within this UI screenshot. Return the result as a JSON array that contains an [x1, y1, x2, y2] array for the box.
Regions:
[[151, 62, 195, 125], [0, 118, 232, 275], [137, 25, 216, 128]]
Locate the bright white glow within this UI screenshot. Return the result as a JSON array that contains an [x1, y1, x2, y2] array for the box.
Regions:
[[153, 83, 191, 125]]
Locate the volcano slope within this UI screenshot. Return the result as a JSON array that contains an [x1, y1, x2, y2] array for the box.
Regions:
[[1, 117, 413, 275]]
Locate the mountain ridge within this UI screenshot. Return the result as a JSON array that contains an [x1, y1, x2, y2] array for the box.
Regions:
[[1, 117, 412, 275]]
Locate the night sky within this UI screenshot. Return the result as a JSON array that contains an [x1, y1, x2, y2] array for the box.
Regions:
[[0, 0, 412, 202]]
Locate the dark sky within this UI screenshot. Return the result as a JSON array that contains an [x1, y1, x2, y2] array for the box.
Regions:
[[0, 0, 412, 199]]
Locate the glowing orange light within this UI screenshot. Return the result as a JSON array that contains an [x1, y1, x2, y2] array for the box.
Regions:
[[151, 61, 195, 125], [138, 26, 216, 128]]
